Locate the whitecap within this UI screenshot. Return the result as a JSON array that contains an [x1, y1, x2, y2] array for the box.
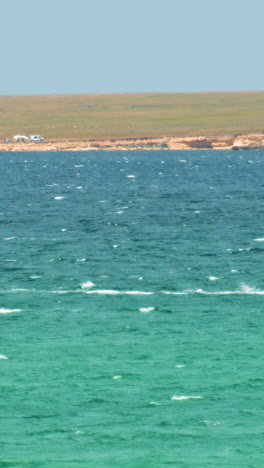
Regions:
[[76, 258, 86, 262], [127, 175, 136, 178], [240, 283, 259, 294], [0, 308, 22, 313], [203, 420, 223, 426], [84, 289, 120, 295], [198, 287, 264, 295], [171, 395, 203, 401], [139, 307, 155, 313], [50, 290, 76, 294], [175, 364, 186, 368], [113, 375, 122, 380], [0, 355, 8, 359], [208, 276, 219, 281], [254, 238, 264, 242], [83, 290, 153, 296], [54, 196, 65, 200], [81, 281, 95, 289], [125, 291, 153, 295], [162, 291, 187, 295], [149, 401, 161, 405], [3, 237, 16, 240]]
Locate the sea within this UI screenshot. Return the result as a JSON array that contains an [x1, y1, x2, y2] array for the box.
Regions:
[[1, 149, 264, 467]]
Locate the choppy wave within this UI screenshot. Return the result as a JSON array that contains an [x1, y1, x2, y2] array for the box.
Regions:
[[1, 283, 263, 296]]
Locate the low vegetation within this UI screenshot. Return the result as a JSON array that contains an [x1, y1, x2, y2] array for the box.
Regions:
[[0, 92, 264, 140]]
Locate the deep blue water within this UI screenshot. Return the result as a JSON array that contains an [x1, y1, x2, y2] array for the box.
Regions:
[[1, 150, 264, 467]]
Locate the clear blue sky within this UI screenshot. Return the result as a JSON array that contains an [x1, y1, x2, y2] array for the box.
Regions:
[[1, 0, 263, 95]]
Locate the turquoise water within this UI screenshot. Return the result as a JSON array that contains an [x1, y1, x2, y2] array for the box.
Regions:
[[1, 150, 264, 467]]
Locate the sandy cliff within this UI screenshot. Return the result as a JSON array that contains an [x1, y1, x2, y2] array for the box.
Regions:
[[1, 134, 264, 152]]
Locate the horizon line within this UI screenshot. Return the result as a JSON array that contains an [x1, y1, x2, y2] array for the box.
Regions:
[[0, 89, 264, 99]]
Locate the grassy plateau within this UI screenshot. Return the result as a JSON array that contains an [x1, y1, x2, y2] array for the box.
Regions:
[[0, 92, 264, 140]]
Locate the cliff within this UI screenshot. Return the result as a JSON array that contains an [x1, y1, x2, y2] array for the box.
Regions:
[[1, 134, 264, 152]]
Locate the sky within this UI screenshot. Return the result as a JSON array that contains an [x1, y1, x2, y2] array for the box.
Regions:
[[1, 0, 263, 95]]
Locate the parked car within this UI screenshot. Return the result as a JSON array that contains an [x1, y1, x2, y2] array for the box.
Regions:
[[29, 135, 44, 142], [13, 135, 29, 142]]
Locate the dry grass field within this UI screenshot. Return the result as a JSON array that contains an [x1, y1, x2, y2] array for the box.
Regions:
[[0, 92, 264, 141]]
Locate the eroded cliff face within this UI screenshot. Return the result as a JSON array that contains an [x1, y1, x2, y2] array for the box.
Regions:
[[168, 134, 264, 150], [232, 134, 264, 150], [168, 136, 234, 150], [1, 134, 264, 151]]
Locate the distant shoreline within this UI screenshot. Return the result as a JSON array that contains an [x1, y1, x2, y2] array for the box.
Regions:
[[1, 92, 264, 144], [1, 134, 264, 152]]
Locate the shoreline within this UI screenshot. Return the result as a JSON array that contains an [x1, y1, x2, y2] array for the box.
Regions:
[[1, 133, 264, 152]]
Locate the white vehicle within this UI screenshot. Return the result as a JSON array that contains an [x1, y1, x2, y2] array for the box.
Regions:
[[13, 135, 29, 142], [29, 135, 44, 142]]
